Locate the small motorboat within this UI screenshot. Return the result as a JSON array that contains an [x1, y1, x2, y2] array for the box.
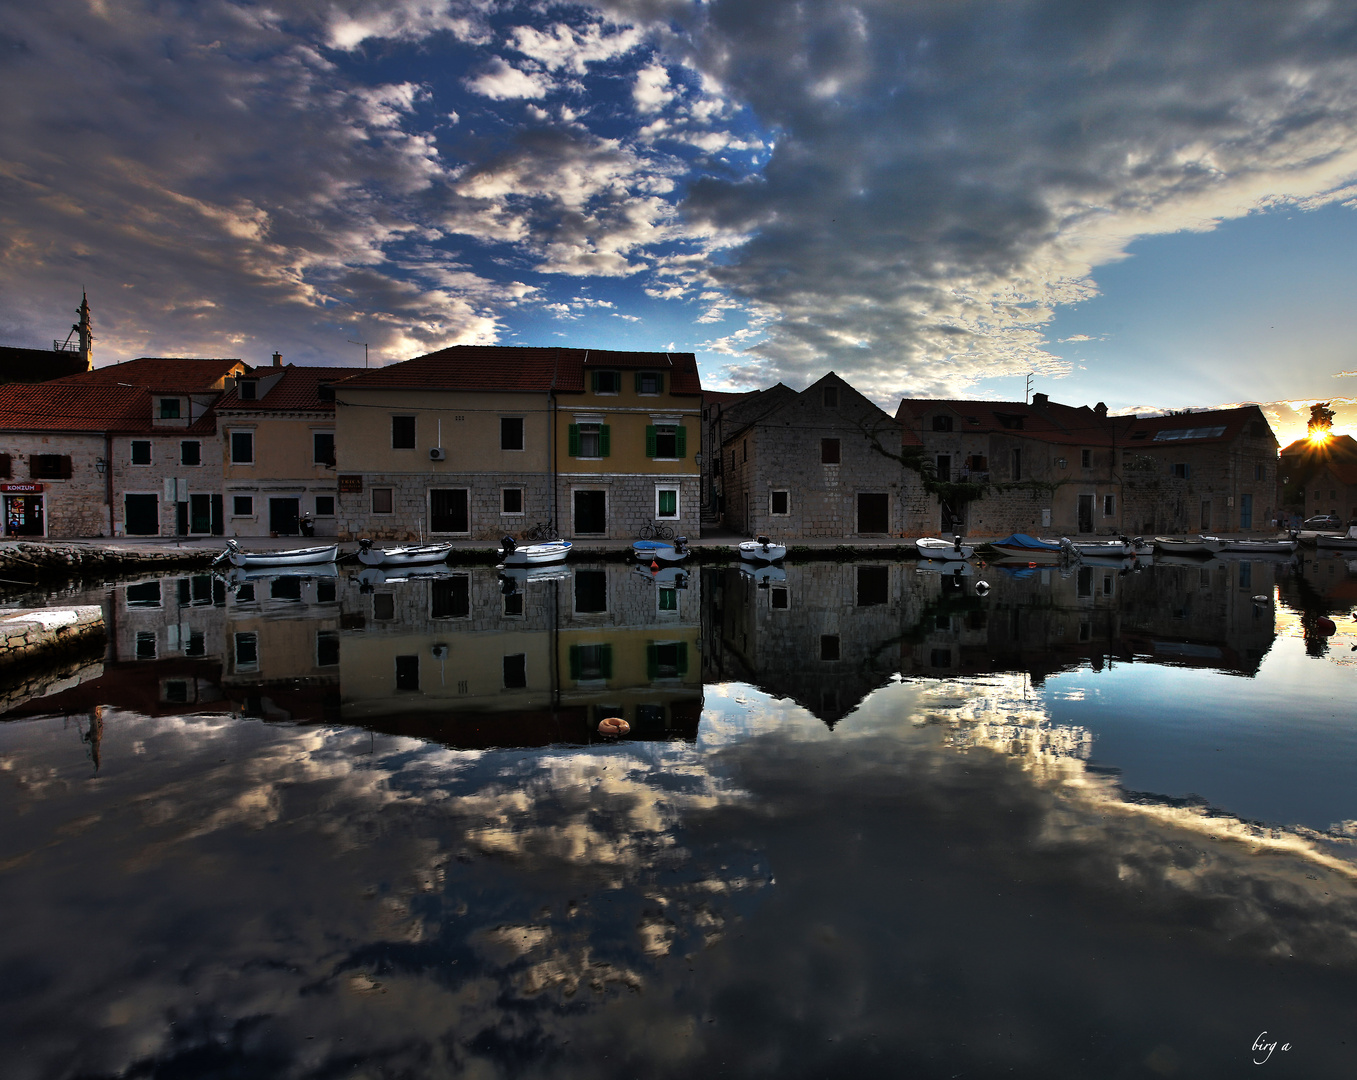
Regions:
[[988, 533, 1071, 563], [1204, 535, 1298, 555], [634, 564, 691, 588], [214, 538, 338, 568], [1065, 537, 1135, 558], [356, 538, 455, 566], [738, 535, 787, 562], [916, 535, 974, 560], [1316, 526, 1357, 551], [1153, 535, 1225, 556], [499, 535, 572, 566], [633, 536, 690, 563]]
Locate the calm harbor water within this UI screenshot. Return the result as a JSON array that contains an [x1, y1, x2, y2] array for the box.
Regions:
[[2, 553, 1356, 1078]]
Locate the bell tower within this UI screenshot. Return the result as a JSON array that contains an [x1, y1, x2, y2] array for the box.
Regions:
[[76, 291, 93, 371]]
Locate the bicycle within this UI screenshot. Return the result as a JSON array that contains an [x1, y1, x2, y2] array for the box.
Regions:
[[638, 522, 675, 541], [521, 520, 559, 542]]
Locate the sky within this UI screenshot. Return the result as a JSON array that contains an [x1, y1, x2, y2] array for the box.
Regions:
[[3, 0, 1357, 444]]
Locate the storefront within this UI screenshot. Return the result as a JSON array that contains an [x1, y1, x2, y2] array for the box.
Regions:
[[3, 483, 45, 537]]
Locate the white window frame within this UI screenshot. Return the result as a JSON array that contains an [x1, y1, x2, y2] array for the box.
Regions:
[[229, 430, 255, 465], [769, 489, 790, 516], [372, 488, 395, 515], [1103, 493, 1116, 516], [314, 495, 336, 517], [655, 485, 679, 519], [231, 495, 254, 517], [501, 487, 525, 516]]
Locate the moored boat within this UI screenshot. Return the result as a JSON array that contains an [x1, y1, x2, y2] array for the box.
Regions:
[[1066, 537, 1135, 558], [1211, 537, 1299, 555], [988, 533, 1070, 563], [1153, 535, 1225, 556], [214, 538, 339, 569], [1316, 526, 1357, 551], [915, 535, 974, 560], [738, 535, 787, 562], [499, 535, 572, 566], [633, 537, 690, 563], [356, 538, 454, 566]]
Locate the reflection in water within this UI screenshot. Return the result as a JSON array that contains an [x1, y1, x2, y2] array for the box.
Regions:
[[2, 555, 1357, 1078]]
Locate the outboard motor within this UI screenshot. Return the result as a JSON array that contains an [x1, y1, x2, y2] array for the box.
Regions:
[[500, 535, 517, 556], [674, 536, 689, 555], [952, 533, 964, 551], [498, 572, 519, 596], [358, 537, 373, 552], [756, 534, 772, 550]]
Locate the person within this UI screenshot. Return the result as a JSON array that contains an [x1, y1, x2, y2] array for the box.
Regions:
[[300, 511, 314, 538]]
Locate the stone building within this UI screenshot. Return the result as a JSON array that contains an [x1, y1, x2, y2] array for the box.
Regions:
[[720, 372, 924, 539], [1280, 433, 1357, 523], [334, 345, 703, 542]]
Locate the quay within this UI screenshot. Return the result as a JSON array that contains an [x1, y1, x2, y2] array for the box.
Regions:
[[0, 605, 106, 678]]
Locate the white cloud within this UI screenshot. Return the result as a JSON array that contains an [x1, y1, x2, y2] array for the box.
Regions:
[[464, 57, 554, 100], [507, 20, 645, 74], [633, 61, 674, 114]]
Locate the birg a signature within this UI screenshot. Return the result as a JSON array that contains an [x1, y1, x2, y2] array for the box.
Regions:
[[1252, 1032, 1291, 1065]]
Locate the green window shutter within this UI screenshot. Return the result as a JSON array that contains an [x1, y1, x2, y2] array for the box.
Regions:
[[569, 645, 580, 680], [675, 426, 687, 458], [656, 372, 664, 393], [600, 645, 613, 679], [635, 371, 644, 393], [676, 641, 688, 676], [645, 425, 657, 458], [646, 643, 658, 681], [568, 424, 580, 457], [599, 425, 610, 457], [591, 370, 599, 392]]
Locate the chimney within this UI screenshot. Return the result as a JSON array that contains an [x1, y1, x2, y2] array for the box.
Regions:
[[1095, 401, 1107, 417], [272, 351, 282, 367], [1032, 392, 1048, 405]]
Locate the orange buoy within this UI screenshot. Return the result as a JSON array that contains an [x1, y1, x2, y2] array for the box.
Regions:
[[650, 559, 659, 572], [598, 716, 630, 736]]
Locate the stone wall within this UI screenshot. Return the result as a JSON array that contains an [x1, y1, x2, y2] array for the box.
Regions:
[[0, 605, 106, 673], [2, 433, 108, 538]]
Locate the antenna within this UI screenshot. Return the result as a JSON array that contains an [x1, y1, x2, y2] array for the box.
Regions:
[[1025, 372, 1033, 403], [347, 340, 369, 368]]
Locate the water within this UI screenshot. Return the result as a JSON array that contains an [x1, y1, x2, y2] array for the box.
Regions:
[[2, 553, 1356, 1078]]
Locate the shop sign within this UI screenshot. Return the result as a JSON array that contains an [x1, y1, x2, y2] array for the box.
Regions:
[[2, 483, 44, 494], [338, 475, 363, 493]]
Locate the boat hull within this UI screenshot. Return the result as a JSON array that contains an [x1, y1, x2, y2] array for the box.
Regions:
[[1316, 528, 1357, 550], [1154, 536, 1225, 556], [738, 540, 786, 562], [915, 538, 974, 560], [500, 540, 572, 566], [225, 543, 338, 568], [1067, 539, 1134, 558], [633, 540, 689, 563], [356, 543, 454, 567]]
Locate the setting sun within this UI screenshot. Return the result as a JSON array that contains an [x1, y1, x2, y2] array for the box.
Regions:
[[1307, 428, 1334, 447]]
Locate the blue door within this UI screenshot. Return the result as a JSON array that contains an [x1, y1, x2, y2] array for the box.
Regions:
[[1239, 493, 1253, 529]]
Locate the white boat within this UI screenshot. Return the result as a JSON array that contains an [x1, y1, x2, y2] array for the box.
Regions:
[[356, 538, 454, 567], [1316, 526, 1357, 551], [633, 537, 690, 563], [1211, 537, 1299, 555], [915, 536, 974, 560], [1066, 537, 1135, 558], [499, 536, 572, 566], [738, 535, 787, 562], [214, 538, 338, 568], [1153, 535, 1225, 556]]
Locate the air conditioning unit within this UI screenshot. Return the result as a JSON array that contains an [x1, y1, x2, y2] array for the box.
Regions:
[[429, 447, 447, 461]]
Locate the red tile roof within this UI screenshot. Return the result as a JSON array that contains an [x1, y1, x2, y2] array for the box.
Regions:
[[896, 397, 1114, 446], [337, 345, 702, 395], [0, 382, 215, 434], [1117, 405, 1272, 448], [50, 356, 245, 392], [216, 366, 353, 412]]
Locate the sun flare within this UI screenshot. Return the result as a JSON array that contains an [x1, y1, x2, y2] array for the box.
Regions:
[[1307, 428, 1333, 447]]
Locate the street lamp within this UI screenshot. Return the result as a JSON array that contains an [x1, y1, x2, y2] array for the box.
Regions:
[[94, 458, 107, 475]]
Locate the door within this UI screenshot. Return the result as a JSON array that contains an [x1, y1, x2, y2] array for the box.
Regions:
[[4, 495, 45, 536], [574, 490, 606, 535], [857, 492, 889, 534], [941, 500, 966, 535], [1078, 493, 1094, 533], [269, 498, 300, 536], [1239, 493, 1253, 529], [124, 494, 159, 535], [210, 494, 224, 536], [430, 488, 469, 533], [190, 493, 213, 534], [1200, 499, 1211, 531]]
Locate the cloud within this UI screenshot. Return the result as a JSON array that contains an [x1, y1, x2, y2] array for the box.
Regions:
[[507, 19, 646, 74], [463, 56, 554, 100]]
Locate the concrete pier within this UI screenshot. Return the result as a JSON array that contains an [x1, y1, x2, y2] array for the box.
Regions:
[[0, 606, 106, 675]]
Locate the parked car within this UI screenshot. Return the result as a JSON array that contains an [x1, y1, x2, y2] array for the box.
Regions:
[[1302, 513, 1342, 530]]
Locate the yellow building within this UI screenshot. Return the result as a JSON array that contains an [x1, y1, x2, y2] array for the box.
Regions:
[[333, 346, 703, 541]]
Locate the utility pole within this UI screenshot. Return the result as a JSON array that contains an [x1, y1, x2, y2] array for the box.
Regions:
[[347, 340, 369, 368]]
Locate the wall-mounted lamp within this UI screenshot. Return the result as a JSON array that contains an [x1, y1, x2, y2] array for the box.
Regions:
[[94, 457, 108, 476]]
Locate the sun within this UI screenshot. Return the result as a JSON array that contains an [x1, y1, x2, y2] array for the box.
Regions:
[[1307, 428, 1333, 448]]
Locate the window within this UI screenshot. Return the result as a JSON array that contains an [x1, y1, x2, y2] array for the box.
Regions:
[[1104, 494, 1115, 516], [771, 586, 789, 609], [636, 371, 663, 394], [856, 565, 889, 606], [502, 488, 523, 515], [233, 495, 253, 516], [315, 496, 335, 516], [932, 415, 953, 432], [313, 432, 335, 465], [180, 441, 200, 466], [185, 631, 205, 658], [1254, 463, 1265, 481], [126, 581, 161, 608], [431, 576, 471, 619], [500, 417, 524, 451], [1081, 449, 1092, 468], [317, 631, 340, 667], [230, 431, 253, 464], [317, 579, 336, 604], [270, 577, 302, 601], [821, 438, 841, 464], [318, 384, 335, 402], [647, 424, 687, 459], [238, 380, 257, 401], [936, 454, 951, 482], [235, 584, 256, 603], [234, 632, 259, 671], [591, 370, 620, 394], [503, 591, 524, 616], [646, 641, 688, 680], [1011, 448, 1022, 481], [823, 385, 839, 407], [997, 413, 1025, 430], [656, 487, 678, 518], [395, 655, 420, 691], [743, 440, 748, 463], [159, 398, 181, 419], [136, 631, 157, 660], [372, 593, 395, 620], [770, 490, 789, 515], [574, 570, 608, 614], [503, 654, 527, 689], [0, 453, 9, 478], [29, 454, 70, 479], [391, 415, 415, 449], [131, 441, 151, 465], [1172, 463, 1191, 479], [820, 635, 840, 661], [372, 488, 394, 514], [658, 587, 678, 611], [569, 422, 609, 458], [569, 643, 613, 680]]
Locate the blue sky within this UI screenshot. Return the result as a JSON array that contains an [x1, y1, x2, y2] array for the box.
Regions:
[[2, 0, 1357, 443]]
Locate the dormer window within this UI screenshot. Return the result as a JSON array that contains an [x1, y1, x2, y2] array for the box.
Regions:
[[932, 415, 953, 432], [239, 380, 257, 401], [636, 371, 663, 395], [591, 370, 620, 394], [159, 398, 181, 419], [318, 384, 335, 402]]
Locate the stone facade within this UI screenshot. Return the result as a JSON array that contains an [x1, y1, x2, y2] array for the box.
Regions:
[[2, 433, 108, 537]]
